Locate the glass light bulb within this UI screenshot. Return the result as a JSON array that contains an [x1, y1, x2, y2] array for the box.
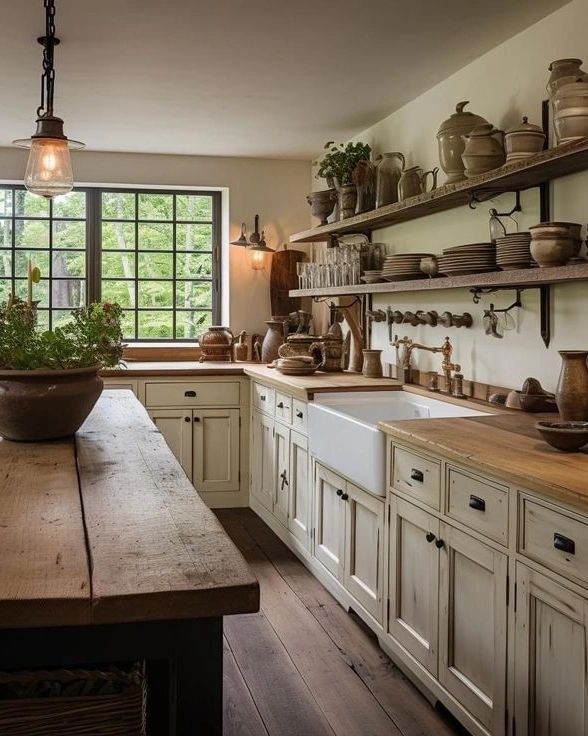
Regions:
[[24, 138, 74, 198], [250, 249, 265, 270]]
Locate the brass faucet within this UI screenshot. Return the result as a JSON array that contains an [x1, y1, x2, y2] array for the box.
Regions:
[[393, 335, 460, 393]]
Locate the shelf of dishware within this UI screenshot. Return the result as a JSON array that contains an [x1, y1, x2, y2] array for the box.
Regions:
[[289, 261, 588, 298], [289, 138, 588, 244]]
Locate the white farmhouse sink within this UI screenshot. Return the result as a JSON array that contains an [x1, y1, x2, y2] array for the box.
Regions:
[[308, 391, 491, 497]]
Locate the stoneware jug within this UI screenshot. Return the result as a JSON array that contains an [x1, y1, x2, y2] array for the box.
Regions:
[[261, 319, 286, 363], [398, 166, 439, 200], [375, 152, 405, 208], [556, 350, 588, 421]]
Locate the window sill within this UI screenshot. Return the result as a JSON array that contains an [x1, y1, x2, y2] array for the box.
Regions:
[[123, 343, 202, 362]]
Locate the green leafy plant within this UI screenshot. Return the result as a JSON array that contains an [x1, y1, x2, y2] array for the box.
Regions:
[[0, 297, 124, 370], [314, 141, 372, 187]]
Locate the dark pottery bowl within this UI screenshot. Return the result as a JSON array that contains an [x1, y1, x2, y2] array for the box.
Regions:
[[0, 366, 103, 441], [535, 420, 588, 452]]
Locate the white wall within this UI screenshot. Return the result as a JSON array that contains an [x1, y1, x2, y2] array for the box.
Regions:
[[0, 147, 311, 336], [320, 0, 588, 392]]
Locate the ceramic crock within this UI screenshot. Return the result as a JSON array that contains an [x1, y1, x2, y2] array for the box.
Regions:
[[436, 101, 489, 183], [547, 59, 588, 97], [553, 80, 588, 144], [362, 349, 383, 378], [199, 325, 235, 362], [375, 152, 405, 208], [462, 123, 506, 177], [505, 117, 546, 161]]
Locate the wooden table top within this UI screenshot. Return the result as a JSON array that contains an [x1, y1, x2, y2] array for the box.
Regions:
[[0, 391, 259, 629], [379, 412, 588, 510]]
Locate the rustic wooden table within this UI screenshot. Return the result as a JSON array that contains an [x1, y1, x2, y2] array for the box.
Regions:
[[0, 390, 259, 735]]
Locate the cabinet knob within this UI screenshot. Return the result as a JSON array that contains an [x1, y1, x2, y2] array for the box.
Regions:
[[410, 469, 424, 483], [435, 539, 445, 549], [336, 489, 343, 497], [184, 390, 197, 397], [425, 532, 436, 543], [469, 495, 486, 512], [296, 410, 304, 419], [277, 401, 284, 409], [184, 416, 191, 423], [554, 533, 575, 555], [193, 416, 200, 423], [341, 493, 349, 501]]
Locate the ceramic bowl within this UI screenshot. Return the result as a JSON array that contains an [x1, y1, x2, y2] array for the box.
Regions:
[[530, 237, 574, 267], [535, 421, 588, 452]]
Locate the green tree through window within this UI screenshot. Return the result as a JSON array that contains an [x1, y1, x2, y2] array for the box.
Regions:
[[0, 186, 221, 340]]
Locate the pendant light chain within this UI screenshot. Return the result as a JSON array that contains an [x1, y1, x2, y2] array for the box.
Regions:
[[37, 0, 57, 119]]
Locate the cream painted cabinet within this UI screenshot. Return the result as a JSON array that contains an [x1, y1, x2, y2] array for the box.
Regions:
[[438, 522, 507, 735], [344, 481, 384, 622], [148, 408, 193, 478], [273, 421, 290, 527], [288, 430, 310, 547], [388, 495, 440, 675], [250, 410, 274, 512], [313, 463, 346, 582], [515, 563, 588, 736], [192, 408, 240, 493]]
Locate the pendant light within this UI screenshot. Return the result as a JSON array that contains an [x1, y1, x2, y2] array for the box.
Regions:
[[13, 0, 84, 198]]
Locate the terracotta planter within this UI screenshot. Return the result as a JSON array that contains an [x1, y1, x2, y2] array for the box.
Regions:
[[0, 366, 104, 441], [306, 189, 336, 226], [556, 351, 588, 421]]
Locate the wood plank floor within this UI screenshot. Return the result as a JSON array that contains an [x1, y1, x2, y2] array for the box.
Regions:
[[217, 508, 469, 736]]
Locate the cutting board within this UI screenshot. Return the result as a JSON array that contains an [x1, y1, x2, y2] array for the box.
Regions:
[[270, 248, 305, 317]]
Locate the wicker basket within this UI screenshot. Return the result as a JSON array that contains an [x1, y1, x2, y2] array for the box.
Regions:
[[0, 662, 146, 736]]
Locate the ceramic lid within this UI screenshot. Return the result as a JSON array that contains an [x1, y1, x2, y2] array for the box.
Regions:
[[465, 122, 497, 138], [506, 116, 545, 136], [437, 101, 488, 138], [286, 334, 315, 343]]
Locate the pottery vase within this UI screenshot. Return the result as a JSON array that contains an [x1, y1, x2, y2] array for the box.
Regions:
[[306, 189, 336, 226], [261, 320, 286, 363], [547, 58, 588, 97], [556, 350, 588, 421], [375, 152, 405, 208], [337, 185, 358, 220], [199, 325, 234, 362]]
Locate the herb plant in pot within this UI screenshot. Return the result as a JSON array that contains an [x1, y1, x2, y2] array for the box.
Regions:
[[0, 298, 124, 441], [314, 141, 372, 220]]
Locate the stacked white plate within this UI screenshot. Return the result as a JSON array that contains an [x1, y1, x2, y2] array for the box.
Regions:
[[437, 242, 496, 275], [495, 233, 532, 270], [382, 253, 433, 281], [361, 269, 384, 284]]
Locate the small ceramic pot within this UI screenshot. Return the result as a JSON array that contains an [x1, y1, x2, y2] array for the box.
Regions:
[[338, 185, 358, 220], [436, 101, 489, 183], [462, 123, 506, 177], [362, 349, 383, 378], [199, 326, 234, 362], [530, 237, 574, 267], [547, 59, 588, 97], [306, 189, 336, 226], [505, 117, 546, 162]]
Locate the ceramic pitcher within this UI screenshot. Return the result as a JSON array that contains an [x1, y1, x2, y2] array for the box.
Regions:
[[398, 166, 439, 200]]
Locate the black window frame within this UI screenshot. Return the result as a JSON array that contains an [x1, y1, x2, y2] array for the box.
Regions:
[[0, 185, 222, 342]]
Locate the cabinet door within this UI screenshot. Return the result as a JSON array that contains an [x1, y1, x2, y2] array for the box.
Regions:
[[273, 421, 290, 527], [192, 408, 240, 493], [288, 430, 310, 548], [438, 523, 507, 735], [344, 483, 384, 622], [251, 410, 274, 511], [388, 495, 439, 675], [313, 464, 346, 582], [515, 563, 588, 736], [148, 408, 193, 479]]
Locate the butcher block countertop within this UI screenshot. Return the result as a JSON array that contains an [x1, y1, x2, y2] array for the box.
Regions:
[[102, 360, 248, 377], [379, 411, 588, 510], [0, 391, 259, 630]]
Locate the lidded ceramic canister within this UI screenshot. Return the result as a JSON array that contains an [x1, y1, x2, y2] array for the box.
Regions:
[[462, 123, 506, 177], [436, 101, 489, 183], [547, 59, 588, 97], [505, 117, 546, 162]]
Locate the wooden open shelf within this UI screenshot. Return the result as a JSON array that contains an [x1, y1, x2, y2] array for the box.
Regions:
[[290, 262, 588, 298], [290, 138, 588, 244]]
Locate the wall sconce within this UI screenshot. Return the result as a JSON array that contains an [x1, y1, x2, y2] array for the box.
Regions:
[[230, 214, 275, 271]]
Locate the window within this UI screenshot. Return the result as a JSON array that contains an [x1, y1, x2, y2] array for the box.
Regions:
[[0, 186, 221, 340]]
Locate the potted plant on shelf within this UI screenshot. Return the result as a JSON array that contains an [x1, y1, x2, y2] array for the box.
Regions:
[[312, 141, 372, 221], [0, 295, 124, 441]]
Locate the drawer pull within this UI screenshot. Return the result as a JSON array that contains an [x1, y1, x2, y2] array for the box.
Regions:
[[425, 532, 436, 543], [277, 401, 284, 409], [554, 533, 575, 555], [336, 489, 343, 497], [469, 495, 486, 512], [296, 410, 304, 419], [184, 390, 197, 397], [280, 470, 289, 490], [260, 395, 266, 401], [410, 469, 424, 483]]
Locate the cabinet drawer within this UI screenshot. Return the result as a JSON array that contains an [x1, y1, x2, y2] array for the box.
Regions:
[[446, 467, 508, 545], [392, 446, 441, 509], [145, 381, 240, 407], [252, 382, 275, 414], [520, 494, 588, 587], [292, 399, 308, 434], [275, 391, 293, 424]]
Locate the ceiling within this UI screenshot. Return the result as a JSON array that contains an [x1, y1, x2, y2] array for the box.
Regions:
[[0, 0, 568, 159]]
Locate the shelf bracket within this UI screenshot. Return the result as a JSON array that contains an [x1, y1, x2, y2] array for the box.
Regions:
[[468, 188, 522, 212], [469, 285, 552, 347]]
